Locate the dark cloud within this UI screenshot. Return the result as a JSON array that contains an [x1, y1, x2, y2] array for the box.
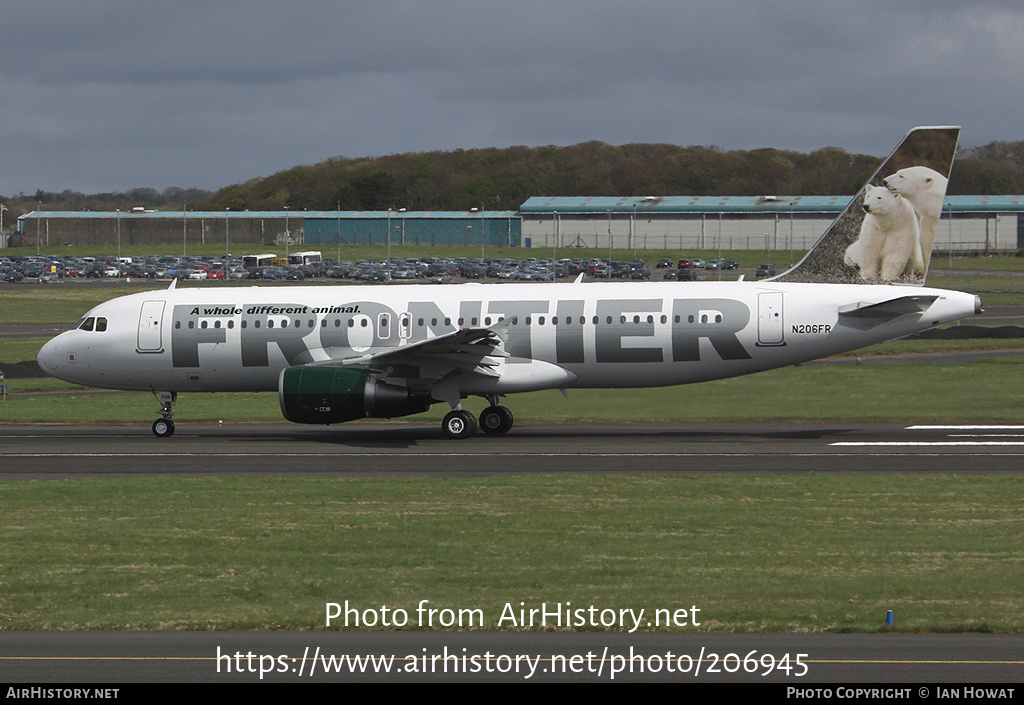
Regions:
[[2, 1, 1022, 194]]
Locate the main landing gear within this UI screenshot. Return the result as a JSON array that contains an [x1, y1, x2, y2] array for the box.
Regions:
[[441, 397, 514, 439], [152, 391, 176, 438]]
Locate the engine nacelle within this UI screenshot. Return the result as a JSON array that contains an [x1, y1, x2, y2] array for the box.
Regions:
[[279, 366, 430, 425]]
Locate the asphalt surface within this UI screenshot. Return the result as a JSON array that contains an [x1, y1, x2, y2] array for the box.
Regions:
[[5, 421, 1024, 479], [2, 631, 1021, 683]]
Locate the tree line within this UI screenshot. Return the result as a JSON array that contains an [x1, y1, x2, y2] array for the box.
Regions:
[[4, 139, 1024, 220]]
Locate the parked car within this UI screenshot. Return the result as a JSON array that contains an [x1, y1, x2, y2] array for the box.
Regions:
[[756, 264, 777, 277]]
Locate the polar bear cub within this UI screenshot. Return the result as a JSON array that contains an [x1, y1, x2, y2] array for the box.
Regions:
[[883, 165, 948, 261], [845, 185, 923, 281]]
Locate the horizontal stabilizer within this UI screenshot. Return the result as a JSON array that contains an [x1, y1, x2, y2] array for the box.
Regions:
[[838, 295, 938, 319]]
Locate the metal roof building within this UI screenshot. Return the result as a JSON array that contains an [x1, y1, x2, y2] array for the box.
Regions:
[[520, 195, 1024, 252], [302, 210, 521, 248], [13, 196, 1024, 252], [14, 209, 522, 249]]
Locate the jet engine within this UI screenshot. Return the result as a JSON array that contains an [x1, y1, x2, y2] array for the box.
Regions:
[[279, 366, 430, 424]]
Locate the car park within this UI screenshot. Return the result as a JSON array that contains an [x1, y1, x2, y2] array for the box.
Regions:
[[0, 251, 753, 288]]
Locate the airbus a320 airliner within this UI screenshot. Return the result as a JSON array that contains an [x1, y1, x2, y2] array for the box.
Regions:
[[37, 126, 980, 439]]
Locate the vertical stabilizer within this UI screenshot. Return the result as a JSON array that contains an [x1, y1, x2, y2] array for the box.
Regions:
[[775, 126, 959, 285]]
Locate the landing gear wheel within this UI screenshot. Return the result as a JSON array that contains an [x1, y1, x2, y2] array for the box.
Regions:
[[442, 410, 477, 440], [479, 405, 514, 435], [152, 418, 175, 438]]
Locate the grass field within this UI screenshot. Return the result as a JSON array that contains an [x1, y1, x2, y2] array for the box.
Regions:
[[2, 474, 1022, 632]]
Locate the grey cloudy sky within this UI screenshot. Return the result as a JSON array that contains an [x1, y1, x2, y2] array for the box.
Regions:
[[2, 0, 1021, 195]]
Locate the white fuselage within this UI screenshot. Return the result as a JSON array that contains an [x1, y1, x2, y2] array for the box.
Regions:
[[37, 280, 979, 397]]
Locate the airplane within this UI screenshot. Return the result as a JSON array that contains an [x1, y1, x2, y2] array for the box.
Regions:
[[37, 126, 980, 439]]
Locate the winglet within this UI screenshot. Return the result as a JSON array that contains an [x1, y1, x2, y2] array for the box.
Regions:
[[774, 126, 960, 285]]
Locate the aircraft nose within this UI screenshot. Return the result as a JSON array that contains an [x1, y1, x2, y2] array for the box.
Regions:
[[36, 336, 64, 377]]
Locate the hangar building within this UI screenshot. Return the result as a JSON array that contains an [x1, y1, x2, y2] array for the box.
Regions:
[[13, 196, 1024, 253], [520, 195, 1024, 253]]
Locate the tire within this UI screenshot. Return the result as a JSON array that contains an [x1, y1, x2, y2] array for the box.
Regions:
[[479, 405, 514, 435], [442, 410, 476, 440], [152, 418, 175, 438]]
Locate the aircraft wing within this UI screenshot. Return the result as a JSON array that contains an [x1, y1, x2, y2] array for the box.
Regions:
[[312, 325, 510, 380]]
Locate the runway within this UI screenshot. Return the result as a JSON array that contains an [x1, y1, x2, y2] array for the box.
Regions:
[[3, 421, 1024, 479], [2, 631, 1022, 683]]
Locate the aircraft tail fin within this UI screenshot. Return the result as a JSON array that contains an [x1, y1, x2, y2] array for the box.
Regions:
[[774, 126, 960, 285]]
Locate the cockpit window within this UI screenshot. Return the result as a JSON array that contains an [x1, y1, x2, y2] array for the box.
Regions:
[[77, 316, 107, 332]]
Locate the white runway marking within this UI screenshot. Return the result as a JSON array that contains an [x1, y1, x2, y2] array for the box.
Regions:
[[906, 425, 1024, 430], [832, 425, 1024, 446], [832, 441, 1024, 446]]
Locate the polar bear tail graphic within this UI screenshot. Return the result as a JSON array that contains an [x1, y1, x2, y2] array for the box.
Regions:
[[773, 126, 959, 286]]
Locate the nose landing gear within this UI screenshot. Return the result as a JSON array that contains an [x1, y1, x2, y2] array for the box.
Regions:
[[152, 391, 176, 437]]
